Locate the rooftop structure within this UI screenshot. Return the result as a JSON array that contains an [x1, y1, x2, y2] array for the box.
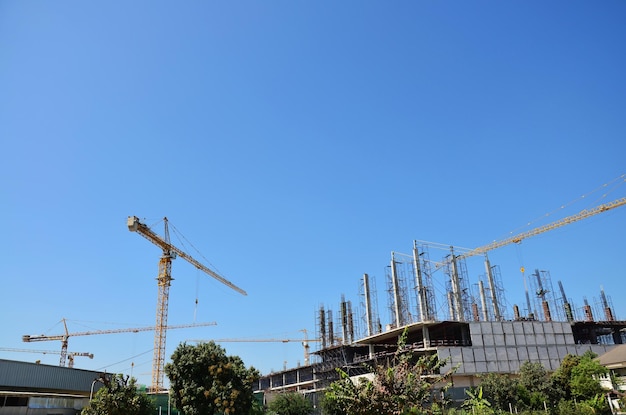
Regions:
[[0, 359, 111, 414]]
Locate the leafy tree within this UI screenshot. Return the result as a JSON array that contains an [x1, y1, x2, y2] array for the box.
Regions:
[[373, 351, 453, 414], [321, 370, 377, 415], [479, 372, 518, 411], [516, 361, 552, 410], [461, 387, 492, 415], [569, 351, 608, 401], [518, 361, 551, 396], [322, 328, 456, 415], [582, 393, 612, 415], [81, 373, 155, 415], [268, 392, 313, 415], [550, 353, 581, 402], [471, 352, 612, 414], [164, 341, 260, 415], [250, 399, 266, 415]]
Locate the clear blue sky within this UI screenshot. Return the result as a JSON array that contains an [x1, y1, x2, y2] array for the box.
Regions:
[[2, 1, 625, 387]]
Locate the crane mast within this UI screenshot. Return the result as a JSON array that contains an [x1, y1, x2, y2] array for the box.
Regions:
[[128, 216, 246, 391]]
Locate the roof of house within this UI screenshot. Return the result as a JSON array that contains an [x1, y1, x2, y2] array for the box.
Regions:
[[597, 345, 626, 369]]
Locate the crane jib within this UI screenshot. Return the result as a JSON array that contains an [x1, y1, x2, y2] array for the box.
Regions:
[[127, 216, 247, 295]]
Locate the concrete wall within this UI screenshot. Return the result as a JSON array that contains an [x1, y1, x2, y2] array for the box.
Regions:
[[438, 321, 615, 375]]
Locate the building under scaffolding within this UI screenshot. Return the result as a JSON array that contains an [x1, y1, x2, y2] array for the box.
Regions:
[[254, 241, 626, 409]]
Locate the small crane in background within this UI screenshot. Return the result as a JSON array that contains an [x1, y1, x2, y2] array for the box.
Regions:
[[23, 319, 216, 367], [189, 329, 320, 366], [0, 347, 93, 368]]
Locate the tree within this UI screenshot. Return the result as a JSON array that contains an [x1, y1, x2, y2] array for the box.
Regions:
[[250, 399, 266, 415], [549, 351, 610, 413], [550, 353, 581, 402], [81, 374, 155, 415], [516, 361, 553, 410], [518, 361, 551, 396], [461, 387, 492, 415], [322, 328, 455, 415], [164, 341, 260, 415], [569, 350, 608, 401], [479, 372, 518, 411], [268, 392, 313, 415], [321, 370, 377, 415], [373, 351, 453, 414]]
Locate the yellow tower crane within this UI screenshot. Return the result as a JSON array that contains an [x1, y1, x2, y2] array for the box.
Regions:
[[190, 332, 321, 366], [426, 194, 626, 321], [22, 319, 216, 368], [127, 216, 247, 392], [457, 196, 626, 261], [433, 195, 626, 270]]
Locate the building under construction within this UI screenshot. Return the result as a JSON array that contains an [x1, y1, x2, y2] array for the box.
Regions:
[[254, 240, 626, 407]]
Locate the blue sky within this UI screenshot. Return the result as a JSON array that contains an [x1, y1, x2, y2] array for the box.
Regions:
[[1, 1, 625, 387]]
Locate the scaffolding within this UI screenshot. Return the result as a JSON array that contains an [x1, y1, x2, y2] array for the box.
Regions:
[[443, 248, 472, 322], [338, 294, 357, 344], [472, 263, 508, 322], [386, 252, 413, 328], [528, 269, 559, 322], [599, 286, 617, 322], [359, 273, 382, 337], [316, 306, 338, 349], [556, 280, 579, 322], [485, 260, 508, 321], [412, 242, 437, 321]]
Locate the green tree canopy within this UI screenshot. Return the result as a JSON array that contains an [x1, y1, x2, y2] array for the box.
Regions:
[[164, 341, 260, 415], [322, 328, 455, 415], [81, 374, 155, 415], [550, 353, 581, 402], [268, 392, 313, 415], [478, 353, 612, 414], [518, 361, 551, 396], [569, 350, 608, 401], [479, 372, 518, 411], [321, 371, 377, 415], [516, 361, 554, 410], [461, 386, 492, 415]]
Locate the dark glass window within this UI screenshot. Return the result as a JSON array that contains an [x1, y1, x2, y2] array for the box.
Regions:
[[5, 396, 29, 406]]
